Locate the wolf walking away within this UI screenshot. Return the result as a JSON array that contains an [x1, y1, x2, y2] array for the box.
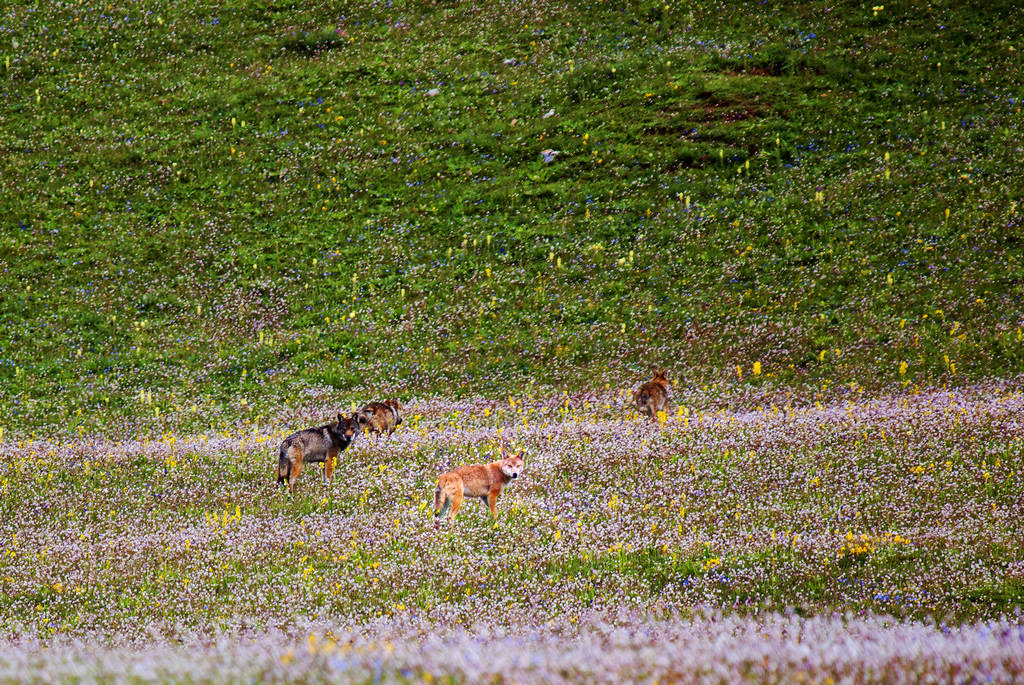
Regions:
[[634, 369, 670, 421], [355, 399, 403, 435]]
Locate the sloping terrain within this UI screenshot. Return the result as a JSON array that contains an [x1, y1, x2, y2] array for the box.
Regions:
[[1, 2, 1022, 681], [1, 1, 1022, 435]]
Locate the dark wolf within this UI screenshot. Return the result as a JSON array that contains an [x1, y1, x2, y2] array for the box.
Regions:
[[276, 413, 359, 491]]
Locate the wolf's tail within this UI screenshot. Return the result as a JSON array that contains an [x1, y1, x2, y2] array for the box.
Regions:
[[277, 443, 291, 485], [433, 485, 445, 516]]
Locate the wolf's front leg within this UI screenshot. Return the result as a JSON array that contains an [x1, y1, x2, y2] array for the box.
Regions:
[[324, 452, 337, 484], [487, 487, 501, 518]]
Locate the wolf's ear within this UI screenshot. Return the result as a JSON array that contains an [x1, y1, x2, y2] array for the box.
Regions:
[[516, 451, 524, 462], [337, 413, 345, 425]]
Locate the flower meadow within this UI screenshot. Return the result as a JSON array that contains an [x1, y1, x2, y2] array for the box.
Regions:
[[2, 384, 1023, 680], [3, 0, 1024, 680], [1, 613, 1023, 683]]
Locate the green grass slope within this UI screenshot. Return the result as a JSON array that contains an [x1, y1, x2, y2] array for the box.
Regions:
[[1, 0, 1022, 434]]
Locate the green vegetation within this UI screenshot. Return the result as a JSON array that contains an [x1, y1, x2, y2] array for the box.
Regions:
[[2, 1, 1022, 435], [1, 9, 1023, 678]]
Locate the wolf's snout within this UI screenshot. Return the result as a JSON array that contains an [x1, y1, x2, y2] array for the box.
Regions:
[[512, 472, 518, 478]]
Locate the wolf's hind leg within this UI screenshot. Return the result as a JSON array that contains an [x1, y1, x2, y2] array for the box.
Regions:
[[287, 449, 303, 493]]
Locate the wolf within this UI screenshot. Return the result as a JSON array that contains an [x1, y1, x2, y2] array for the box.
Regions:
[[634, 369, 670, 421], [355, 399, 403, 435], [433, 447, 525, 524], [276, 413, 359, 492]]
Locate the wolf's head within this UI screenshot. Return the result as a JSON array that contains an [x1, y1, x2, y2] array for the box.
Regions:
[[333, 413, 360, 443], [499, 448, 525, 480]]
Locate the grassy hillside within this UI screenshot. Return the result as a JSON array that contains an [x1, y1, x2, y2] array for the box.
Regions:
[[1, 0, 1023, 435]]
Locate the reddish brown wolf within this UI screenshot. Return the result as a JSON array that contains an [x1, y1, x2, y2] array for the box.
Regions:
[[433, 448, 525, 524], [634, 369, 670, 421], [355, 399, 403, 435]]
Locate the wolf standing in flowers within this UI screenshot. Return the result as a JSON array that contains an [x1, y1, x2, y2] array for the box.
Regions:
[[633, 370, 670, 421], [276, 413, 359, 491], [434, 447, 525, 524], [355, 399, 404, 435]]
